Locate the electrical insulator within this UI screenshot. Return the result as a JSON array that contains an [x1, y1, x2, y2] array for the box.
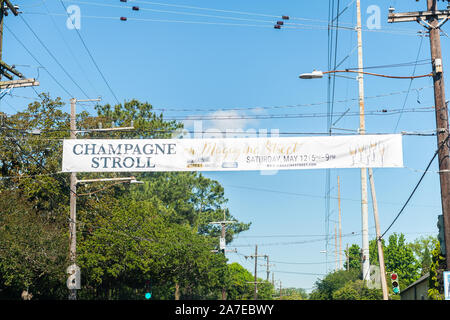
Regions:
[[277, 21, 284, 25], [120, 17, 127, 21], [120, 0, 127, 2], [274, 25, 281, 29], [132, 6, 139, 11], [282, 15, 289, 20]]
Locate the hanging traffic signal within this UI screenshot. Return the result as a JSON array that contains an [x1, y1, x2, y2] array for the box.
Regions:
[[437, 215, 446, 256], [390, 273, 400, 294], [144, 280, 152, 299]]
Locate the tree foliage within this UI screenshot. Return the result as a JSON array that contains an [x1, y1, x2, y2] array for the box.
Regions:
[[428, 239, 446, 300], [0, 94, 250, 299]]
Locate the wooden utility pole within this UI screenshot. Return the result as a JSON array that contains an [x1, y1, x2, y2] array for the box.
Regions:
[[335, 223, 338, 271], [338, 176, 342, 270], [68, 98, 102, 300], [368, 168, 389, 300], [245, 245, 266, 300], [346, 244, 349, 271], [0, 1, 39, 88], [356, 0, 370, 282], [68, 98, 77, 301], [210, 216, 236, 300], [388, 0, 450, 271], [253, 245, 258, 300]]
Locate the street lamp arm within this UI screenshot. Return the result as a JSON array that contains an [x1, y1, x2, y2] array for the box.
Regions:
[[76, 176, 137, 184], [76, 180, 133, 197], [323, 69, 433, 79]]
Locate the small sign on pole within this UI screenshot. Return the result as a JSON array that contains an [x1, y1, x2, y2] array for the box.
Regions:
[[444, 271, 450, 300], [220, 237, 226, 251], [67, 264, 81, 290]]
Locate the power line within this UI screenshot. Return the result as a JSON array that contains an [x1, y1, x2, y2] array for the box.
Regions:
[[394, 35, 426, 132], [18, 14, 92, 100], [58, 0, 121, 106], [381, 134, 450, 238], [25, 7, 420, 36], [4, 25, 73, 97], [40, 0, 100, 99]]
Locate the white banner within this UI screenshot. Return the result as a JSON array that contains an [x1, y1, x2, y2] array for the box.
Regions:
[[61, 134, 403, 172]]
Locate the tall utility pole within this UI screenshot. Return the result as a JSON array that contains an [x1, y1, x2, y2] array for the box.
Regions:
[[245, 245, 266, 300], [335, 223, 338, 271], [368, 168, 389, 300], [253, 245, 258, 300], [388, 0, 450, 272], [68, 98, 77, 301], [338, 176, 342, 269], [210, 217, 236, 300], [356, 0, 370, 282], [68, 97, 101, 300], [0, 1, 39, 89]]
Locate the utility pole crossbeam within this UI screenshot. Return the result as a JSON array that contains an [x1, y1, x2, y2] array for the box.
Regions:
[[389, 0, 450, 272], [0, 78, 39, 89], [245, 245, 268, 300], [210, 218, 236, 300], [0, 1, 37, 90]]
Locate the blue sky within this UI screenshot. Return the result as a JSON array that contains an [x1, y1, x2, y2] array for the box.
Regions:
[[2, 0, 448, 293]]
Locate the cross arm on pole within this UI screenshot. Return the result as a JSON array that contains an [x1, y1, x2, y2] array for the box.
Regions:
[[388, 10, 450, 30]]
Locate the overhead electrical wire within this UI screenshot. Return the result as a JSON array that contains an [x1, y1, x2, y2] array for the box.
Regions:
[[380, 134, 450, 238], [394, 35, 426, 132], [41, 0, 100, 100], [3, 25, 73, 98], [231, 231, 360, 248], [58, 0, 121, 106], [27, 1, 419, 36], [5, 84, 434, 114], [18, 14, 92, 100]]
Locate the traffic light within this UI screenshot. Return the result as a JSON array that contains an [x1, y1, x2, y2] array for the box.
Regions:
[[144, 280, 152, 300], [390, 273, 400, 294], [437, 215, 446, 256]]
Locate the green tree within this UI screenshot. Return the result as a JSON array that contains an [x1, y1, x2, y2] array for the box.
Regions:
[[384, 233, 420, 288], [0, 94, 250, 299], [225, 263, 273, 300], [0, 190, 67, 299], [277, 287, 308, 300], [332, 280, 382, 300], [428, 239, 446, 300], [408, 235, 436, 276], [344, 244, 361, 272], [309, 269, 360, 300]]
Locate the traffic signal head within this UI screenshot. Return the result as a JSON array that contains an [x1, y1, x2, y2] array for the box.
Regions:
[[144, 280, 152, 299], [437, 215, 446, 256], [390, 273, 400, 294]]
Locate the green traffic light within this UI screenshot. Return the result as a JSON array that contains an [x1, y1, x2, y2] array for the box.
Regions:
[[145, 292, 152, 299], [393, 287, 399, 294]]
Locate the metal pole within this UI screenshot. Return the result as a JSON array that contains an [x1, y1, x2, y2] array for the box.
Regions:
[[0, 1, 4, 81], [338, 176, 342, 269], [368, 168, 389, 300], [69, 98, 77, 300], [356, 0, 370, 282], [427, 0, 450, 269], [254, 245, 258, 300], [335, 223, 338, 271], [68, 97, 100, 300]]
